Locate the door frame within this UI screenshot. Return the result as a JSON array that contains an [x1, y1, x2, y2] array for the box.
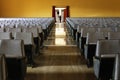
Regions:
[[52, 6, 70, 22]]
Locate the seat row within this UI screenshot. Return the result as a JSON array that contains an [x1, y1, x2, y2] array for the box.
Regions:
[[0, 18, 55, 80], [93, 39, 120, 80], [0, 39, 26, 80], [66, 17, 120, 40], [77, 27, 120, 51], [0, 27, 42, 53], [79, 30, 120, 79], [66, 17, 120, 80], [0, 30, 43, 80], [78, 27, 113, 53], [0, 30, 40, 73], [0, 17, 55, 40]]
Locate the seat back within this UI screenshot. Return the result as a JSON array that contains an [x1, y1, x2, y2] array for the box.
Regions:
[[95, 40, 120, 57], [98, 28, 113, 32], [0, 28, 5, 32], [15, 23, 27, 29], [108, 32, 120, 40], [77, 26, 87, 33], [98, 28, 113, 38], [22, 27, 39, 37], [0, 40, 25, 58], [115, 27, 120, 32], [81, 27, 97, 38], [0, 54, 7, 80], [0, 32, 12, 39], [36, 24, 43, 33], [4, 24, 15, 28], [6, 28, 21, 38], [86, 32, 105, 44], [113, 54, 120, 80], [38, 27, 43, 33], [14, 32, 34, 45], [22, 28, 40, 54]]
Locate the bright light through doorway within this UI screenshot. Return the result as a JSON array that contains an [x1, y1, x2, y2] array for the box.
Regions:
[[55, 8, 66, 16], [55, 8, 66, 23]]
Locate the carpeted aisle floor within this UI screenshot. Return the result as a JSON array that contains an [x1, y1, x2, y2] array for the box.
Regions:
[[44, 23, 76, 45], [25, 23, 96, 80], [25, 46, 96, 80]]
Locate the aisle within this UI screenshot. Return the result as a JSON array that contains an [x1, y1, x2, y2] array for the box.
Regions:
[[25, 23, 96, 80], [44, 23, 76, 45]]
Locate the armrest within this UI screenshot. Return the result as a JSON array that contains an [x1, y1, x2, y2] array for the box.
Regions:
[[101, 54, 116, 58], [93, 56, 101, 60], [84, 44, 96, 46], [93, 54, 116, 62]]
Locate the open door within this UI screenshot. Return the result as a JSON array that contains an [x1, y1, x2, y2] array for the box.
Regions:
[[52, 6, 70, 23], [66, 6, 70, 17], [64, 9, 67, 22], [52, 6, 56, 21], [64, 6, 70, 22]]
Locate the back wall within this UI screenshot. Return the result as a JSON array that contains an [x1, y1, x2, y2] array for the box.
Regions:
[[0, 0, 120, 17]]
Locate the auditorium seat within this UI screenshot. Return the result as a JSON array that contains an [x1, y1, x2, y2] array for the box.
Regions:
[[0, 39, 26, 80], [84, 32, 105, 67], [112, 54, 120, 80], [93, 40, 120, 80], [0, 17, 55, 41], [0, 32, 12, 39], [66, 17, 120, 42], [14, 32, 36, 66], [22, 27, 40, 55], [5, 28, 21, 38], [76, 26, 87, 47], [108, 32, 120, 40], [98, 27, 113, 39], [0, 54, 7, 80], [36, 24, 44, 47], [15, 23, 28, 29], [79, 27, 97, 54], [115, 27, 120, 32], [4, 24, 15, 29], [0, 28, 5, 32]]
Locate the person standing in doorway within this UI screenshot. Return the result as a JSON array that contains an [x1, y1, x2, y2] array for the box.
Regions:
[[57, 10, 60, 23], [57, 10, 59, 15], [57, 10, 61, 23], [59, 15, 61, 23]]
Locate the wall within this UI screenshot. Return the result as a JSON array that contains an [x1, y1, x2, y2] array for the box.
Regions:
[[0, 0, 120, 17]]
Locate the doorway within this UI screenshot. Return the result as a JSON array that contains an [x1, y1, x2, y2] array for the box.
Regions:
[[55, 8, 65, 23], [52, 6, 70, 23]]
